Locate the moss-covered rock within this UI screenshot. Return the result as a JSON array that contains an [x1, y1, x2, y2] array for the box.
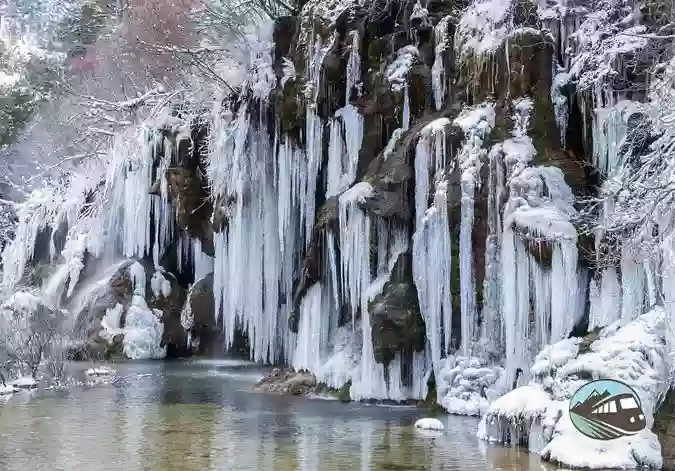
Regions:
[[369, 251, 426, 366]]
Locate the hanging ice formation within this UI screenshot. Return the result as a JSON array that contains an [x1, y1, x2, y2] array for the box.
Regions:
[[326, 31, 363, 198], [454, 103, 495, 355], [412, 119, 453, 379], [291, 179, 426, 400], [494, 98, 580, 387], [105, 127, 173, 264], [592, 99, 649, 176], [411, 104, 497, 401], [432, 16, 451, 111], [0, 122, 178, 308], [481, 127, 506, 356], [5, 0, 670, 411]]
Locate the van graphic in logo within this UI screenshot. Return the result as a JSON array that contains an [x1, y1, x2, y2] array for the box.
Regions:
[[569, 379, 646, 440]]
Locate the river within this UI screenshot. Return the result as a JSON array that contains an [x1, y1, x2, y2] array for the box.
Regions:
[[0, 359, 545, 470]]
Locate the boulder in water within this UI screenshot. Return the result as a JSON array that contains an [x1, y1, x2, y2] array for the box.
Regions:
[[414, 417, 445, 431], [254, 367, 318, 396], [85, 366, 116, 377]]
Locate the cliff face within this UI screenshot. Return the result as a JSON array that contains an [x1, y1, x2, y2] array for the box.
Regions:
[[262, 0, 597, 378]]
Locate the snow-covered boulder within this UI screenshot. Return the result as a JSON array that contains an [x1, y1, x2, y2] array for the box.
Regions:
[[85, 366, 116, 377], [437, 355, 506, 416], [414, 417, 444, 431], [478, 308, 668, 469]]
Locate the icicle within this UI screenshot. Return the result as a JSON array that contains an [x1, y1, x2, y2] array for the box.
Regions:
[[339, 182, 373, 329], [412, 119, 454, 379], [432, 16, 451, 111], [2, 190, 61, 290], [352, 221, 409, 401], [412, 179, 452, 378], [530, 255, 551, 347], [326, 105, 363, 198], [501, 226, 530, 388], [454, 103, 495, 356], [337, 183, 414, 400], [589, 267, 621, 330], [551, 71, 570, 147], [414, 118, 451, 229], [292, 283, 329, 373], [326, 118, 345, 198], [345, 30, 361, 103], [620, 251, 646, 322], [303, 32, 336, 248], [591, 99, 647, 176], [104, 127, 158, 260], [480, 145, 503, 354], [152, 131, 173, 268], [459, 169, 477, 356], [385, 46, 418, 131], [403, 82, 410, 131], [210, 102, 294, 364], [550, 240, 578, 342]]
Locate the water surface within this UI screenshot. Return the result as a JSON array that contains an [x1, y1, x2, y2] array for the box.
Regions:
[[0, 360, 545, 470]]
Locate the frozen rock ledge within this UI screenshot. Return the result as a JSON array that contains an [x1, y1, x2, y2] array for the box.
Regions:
[[478, 308, 668, 469]]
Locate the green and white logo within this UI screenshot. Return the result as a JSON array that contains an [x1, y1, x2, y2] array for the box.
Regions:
[[569, 379, 646, 440]]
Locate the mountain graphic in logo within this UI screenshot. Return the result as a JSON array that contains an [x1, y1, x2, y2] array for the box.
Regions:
[[569, 379, 646, 441]]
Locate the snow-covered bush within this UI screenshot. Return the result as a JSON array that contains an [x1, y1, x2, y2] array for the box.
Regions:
[[0, 291, 69, 383]]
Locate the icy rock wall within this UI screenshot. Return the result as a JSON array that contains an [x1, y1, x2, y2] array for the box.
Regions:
[[3, 0, 671, 412]]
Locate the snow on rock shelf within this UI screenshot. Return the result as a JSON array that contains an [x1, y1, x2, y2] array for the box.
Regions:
[[478, 308, 668, 469]]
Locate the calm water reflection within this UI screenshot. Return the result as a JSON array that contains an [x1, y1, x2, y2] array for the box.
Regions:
[[0, 360, 546, 471]]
